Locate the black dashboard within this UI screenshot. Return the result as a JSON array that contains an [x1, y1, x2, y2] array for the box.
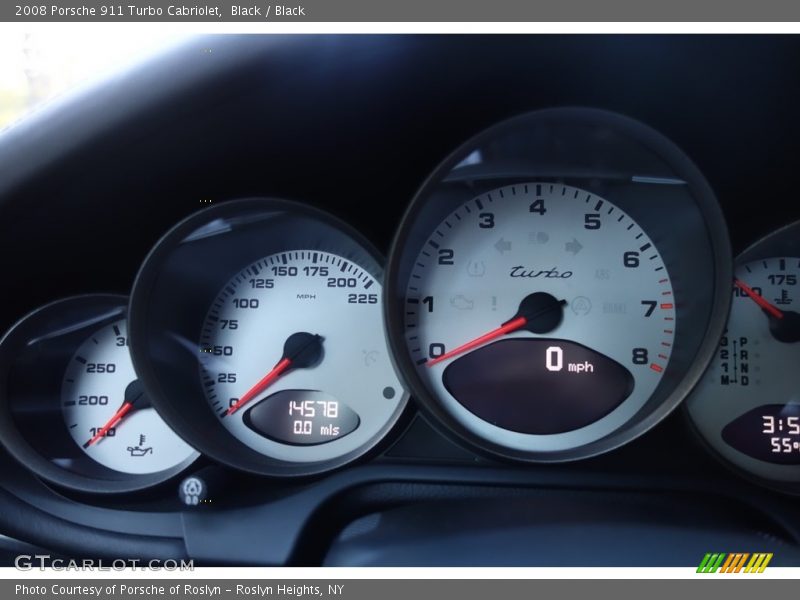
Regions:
[[1, 34, 800, 567]]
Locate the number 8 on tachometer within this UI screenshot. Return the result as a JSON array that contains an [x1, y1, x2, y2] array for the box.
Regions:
[[384, 108, 732, 462]]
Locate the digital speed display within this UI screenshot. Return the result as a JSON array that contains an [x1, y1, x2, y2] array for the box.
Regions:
[[443, 338, 633, 434], [722, 404, 800, 465]]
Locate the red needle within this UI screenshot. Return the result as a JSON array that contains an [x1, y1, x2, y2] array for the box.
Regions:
[[228, 357, 292, 415], [427, 316, 528, 366], [84, 402, 134, 448], [734, 278, 784, 320]]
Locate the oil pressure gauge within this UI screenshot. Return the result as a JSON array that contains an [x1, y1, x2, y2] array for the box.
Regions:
[[62, 319, 196, 475], [687, 221, 800, 493], [0, 295, 198, 493]]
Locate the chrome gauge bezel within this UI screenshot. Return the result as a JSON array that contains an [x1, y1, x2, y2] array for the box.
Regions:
[[0, 295, 199, 493], [128, 197, 410, 478], [384, 108, 733, 463]]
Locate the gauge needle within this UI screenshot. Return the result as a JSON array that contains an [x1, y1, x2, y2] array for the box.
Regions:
[[83, 380, 148, 448], [227, 332, 324, 415], [734, 278, 784, 319], [427, 292, 566, 366], [734, 278, 800, 343]]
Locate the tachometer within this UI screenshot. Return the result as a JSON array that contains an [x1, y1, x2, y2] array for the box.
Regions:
[[129, 198, 408, 477], [385, 108, 732, 462], [405, 183, 674, 440]]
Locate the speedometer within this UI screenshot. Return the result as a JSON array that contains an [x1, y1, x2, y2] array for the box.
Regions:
[[129, 198, 408, 477], [385, 108, 732, 462], [199, 250, 400, 462]]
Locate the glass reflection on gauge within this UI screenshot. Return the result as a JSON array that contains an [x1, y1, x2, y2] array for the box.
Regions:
[[62, 319, 196, 474], [722, 404, 800, 464], [198, 249, 403, 461], [128, 198, 409, 477], [397, 182, 676, 453], [687, 225, 800, 493], [384, 108, 732, 462], [0, 296, 198, 493]]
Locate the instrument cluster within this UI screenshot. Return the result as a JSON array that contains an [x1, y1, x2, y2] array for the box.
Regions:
[[1, 108, 799, 495]]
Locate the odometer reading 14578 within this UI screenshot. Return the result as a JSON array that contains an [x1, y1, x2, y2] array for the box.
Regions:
[[128, 198, 410, 476], [199, 250, 405, 463]]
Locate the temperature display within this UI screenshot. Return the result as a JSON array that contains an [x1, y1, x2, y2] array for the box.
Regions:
[[722, 404, 800, 465], [687, 253, 800, 488], [199, 249, 403, 462]]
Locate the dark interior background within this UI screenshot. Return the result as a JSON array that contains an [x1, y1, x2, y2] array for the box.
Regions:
[[2, 35, 799, 333]]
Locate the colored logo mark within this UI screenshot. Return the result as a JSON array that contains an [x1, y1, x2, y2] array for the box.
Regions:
[[697, 552, 773, 573]]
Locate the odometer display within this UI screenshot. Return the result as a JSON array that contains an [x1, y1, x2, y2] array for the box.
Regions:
[[199, 250, 401, 462], [129, 198, 409, 476], [243, 390, 360, 446]]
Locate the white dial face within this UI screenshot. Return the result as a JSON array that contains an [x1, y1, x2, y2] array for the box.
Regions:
[[687, 257, 800, 482], [62, 320, 197, 475], [199, 250, 406, 463], [404, 183, 675, 453]]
